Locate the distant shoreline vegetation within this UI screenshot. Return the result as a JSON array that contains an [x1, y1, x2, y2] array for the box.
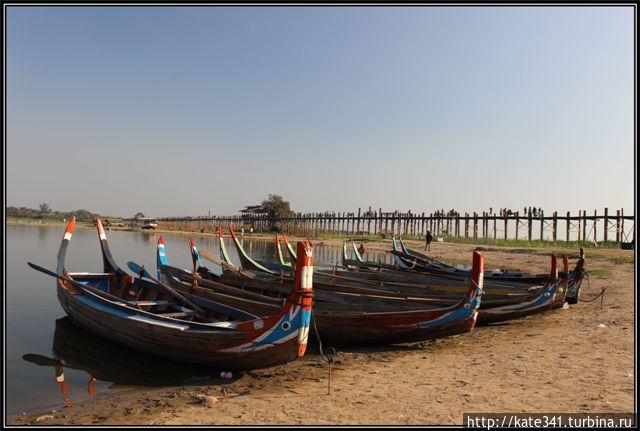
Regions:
[[7, 205, 101, 222]]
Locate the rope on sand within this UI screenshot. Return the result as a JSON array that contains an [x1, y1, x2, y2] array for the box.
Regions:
[[578, 274, 606, 307]]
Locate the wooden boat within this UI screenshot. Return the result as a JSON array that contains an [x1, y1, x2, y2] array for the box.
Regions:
[[226, 227, 291, 273], [390, 237, 586, 302], [339, 239, 543, 295], [160, 234, 485, 344], [476, 255, 569, 324], [228, 229, 544, 303], [341, 240, 397, 270], [273, 235, 541, 300], [275, 234, 292, 268], [28, 217, 315, 370], [282, 234, 298, 263], [208, 230, 573, 325], [391, 237, 550, 284], [565, 248, 586, 304]]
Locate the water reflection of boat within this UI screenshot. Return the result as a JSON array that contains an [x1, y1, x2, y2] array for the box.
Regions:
[[24, 317, 224, 390]]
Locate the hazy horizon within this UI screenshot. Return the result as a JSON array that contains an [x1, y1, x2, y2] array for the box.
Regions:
[[6, 6, 635, 218]]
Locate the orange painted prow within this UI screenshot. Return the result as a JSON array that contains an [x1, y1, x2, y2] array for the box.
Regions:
[[64, 217, 76, 236], [96, 217, 105, 237], [229, 226, 238, 239], [294, 241, 314, 357], [88, 377, 97, 396], [471, 251, 484, 297]]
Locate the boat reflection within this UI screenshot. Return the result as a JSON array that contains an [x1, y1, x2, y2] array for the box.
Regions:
[[23, 317, 230, 408]]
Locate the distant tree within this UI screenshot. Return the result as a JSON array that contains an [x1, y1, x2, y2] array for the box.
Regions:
[[256, 194, 292, 231], [261, 194, 293, 219], [134, 212, 146, 220], [8, 205, 102, 221]]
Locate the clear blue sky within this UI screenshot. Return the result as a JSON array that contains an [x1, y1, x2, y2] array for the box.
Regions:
[[7, 6, 635, 217]]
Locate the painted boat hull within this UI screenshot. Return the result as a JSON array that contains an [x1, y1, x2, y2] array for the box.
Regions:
[[56, 280, 300, 370], [184, 232, 484, 344], [38, 218, 314, 371]]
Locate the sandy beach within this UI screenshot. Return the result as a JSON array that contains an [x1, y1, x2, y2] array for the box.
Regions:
[[10, 235, 635, 426]]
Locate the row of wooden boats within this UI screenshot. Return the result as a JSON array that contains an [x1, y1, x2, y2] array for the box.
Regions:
[[28, 218, 586, 371]]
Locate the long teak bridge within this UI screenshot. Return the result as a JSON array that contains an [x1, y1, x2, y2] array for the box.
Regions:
[[157, 207, 634, 244]]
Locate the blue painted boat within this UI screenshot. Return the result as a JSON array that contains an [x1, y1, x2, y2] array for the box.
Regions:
[[28, 218, 315, 370]]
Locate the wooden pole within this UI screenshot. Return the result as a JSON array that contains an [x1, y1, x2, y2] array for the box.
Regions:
[[621, 208, 625, 242], [473, 212, 478, 239], [390, 213, 395, 237], [464, 214, 469, 238], [552, 211, 558, 242], [577, 210, 581, 242], [446, 215, 450, 238], [539, 210, 544, 241], [566, 211, 570, 242], [493, 215, 497, 239], [515, 212, 520, 240], [593, 209, 597, 242], [504, 213, 508, 240], [616, 209, 621, 242], [481, 212, 486, 238], [528, 211, 532, 241], [603, 207, 609, 242], [582, 209, 587, 242], [404, 213, 410, 236], [384, 214, 389, 236]]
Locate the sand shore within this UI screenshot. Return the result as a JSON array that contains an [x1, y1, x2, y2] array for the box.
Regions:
[[9, 231, 635, 425]]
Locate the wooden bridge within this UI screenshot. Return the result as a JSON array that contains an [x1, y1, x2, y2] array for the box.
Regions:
[[158, 207, 634, 244]]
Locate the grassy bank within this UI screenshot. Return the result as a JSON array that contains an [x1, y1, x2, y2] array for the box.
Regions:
[[315, 231, 626, 249], [317, 233, 385, 240], [441, 236, 624, 249]]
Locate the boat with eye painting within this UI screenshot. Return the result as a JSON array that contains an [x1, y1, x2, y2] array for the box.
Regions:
[[27, 217, 314, 370]]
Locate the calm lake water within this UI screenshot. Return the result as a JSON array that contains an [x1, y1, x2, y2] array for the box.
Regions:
[[6, 224, 390, 419]]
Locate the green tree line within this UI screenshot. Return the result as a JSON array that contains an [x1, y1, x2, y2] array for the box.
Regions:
[[7, 205, 99, 222]]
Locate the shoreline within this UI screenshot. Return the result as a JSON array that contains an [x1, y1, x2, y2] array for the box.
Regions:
[[8, 234, 634, 425], [8, 219, 621, 256]]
